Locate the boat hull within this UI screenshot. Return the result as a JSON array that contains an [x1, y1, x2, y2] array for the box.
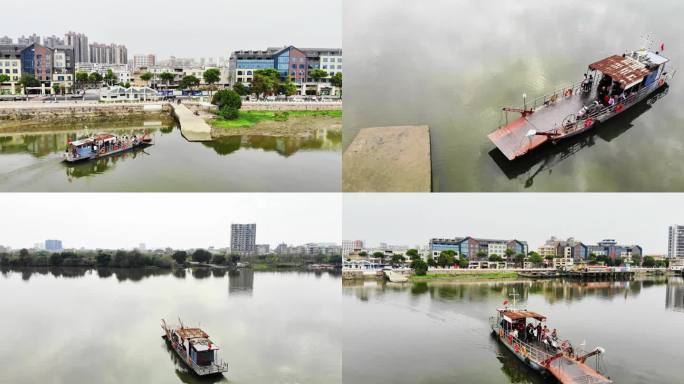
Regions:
[[162, 330, 228, 376], [490, 79, 669, 160], [63, 141, 152, 163], [490, 325, 548, 374]]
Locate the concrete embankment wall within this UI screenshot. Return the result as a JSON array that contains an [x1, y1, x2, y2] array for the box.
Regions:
[[241, 102, 342, 111], [0, 103, 172, 124]]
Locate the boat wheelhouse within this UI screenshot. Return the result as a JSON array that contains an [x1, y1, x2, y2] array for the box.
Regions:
[[63, 133, 152, 163], [490, 306, 611, 384], [489, 49, 673, 160], [161, 319, 229, 376]]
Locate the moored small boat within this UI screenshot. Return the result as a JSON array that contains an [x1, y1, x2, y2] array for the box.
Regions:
[[489, 48, 673, 160], [489, 297, 611, 383], [161, 318, 229, 376], [63, 132, 153, 163]]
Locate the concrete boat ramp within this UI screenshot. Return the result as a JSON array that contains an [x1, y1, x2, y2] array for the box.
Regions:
[[170, 103, 212, 142], [343, 125, 432, 192]]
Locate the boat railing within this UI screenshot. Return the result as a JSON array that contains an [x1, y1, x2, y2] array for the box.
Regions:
[[561, 72, 672, 134], [491, 320, 555, 364], [523, 82, 584, 112]]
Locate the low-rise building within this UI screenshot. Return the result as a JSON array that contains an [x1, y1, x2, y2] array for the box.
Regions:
[[229, 45, 342, 96], [552, 257, 574, 269], [0, 45, 23, 94], [429, 237, 528, 261], [99, 86, 159, 102]]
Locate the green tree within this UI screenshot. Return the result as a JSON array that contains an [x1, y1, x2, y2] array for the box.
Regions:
[[278, 78, 297, 96], [52, 83, 61, 95], [212, 89, 242, 120], [587, 253, 597, 265], [476, 251, 487, 260], [75, 71, 89, 90], [88, 72, 103, 85], [426, 256, 436, 267], [251, 68, 279, 98], [179, 75, 200, 90], [458, 255, 469, 268], [0, 74, 9, 83], [172, 251, 187, 265], [48, 252, 64, 266], [643, 256, 657, 267], [372, 251, 385, 263], [96, 253, 111, 267], [309, 69, 328, 82], [505, 248, 515, 260], [229, 254, 241, 265], [528, 252, 543, 266], [411, 258, 428, 276], [18, 248, 31, 266], [159, 72, 175, 87], [203, 68, 221, 95], [614, 257, 624, 267], [330, 72, 342, 89], [18, 74, 39, 93], [233, 82, 251, 96], [212, 254, 226, 265], [358, 251, 368, 257], [489, 254, 503, 262], [406, 249, 419, 261], [140, 72, 153, 86], [104, 69, 117, 86], [192, 249, 212, 263], [631, 254, 642, 267], [390, 254, 406, 267]]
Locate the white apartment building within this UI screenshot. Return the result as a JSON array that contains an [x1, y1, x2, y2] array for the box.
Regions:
[[319, 54, 342, 76], [669, 225, 684, 258]]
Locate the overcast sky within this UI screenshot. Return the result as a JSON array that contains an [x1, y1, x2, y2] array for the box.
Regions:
[[1, 0, 341, 58], [0, 193, 341, 249], [344, 194, 682, 254]]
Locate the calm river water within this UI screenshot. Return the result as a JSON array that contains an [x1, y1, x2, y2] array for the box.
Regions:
[[0, 117, 341, 191], [0, 268, 341, 384], [343, 277, 684, 384], [344, 0, 684, 191]]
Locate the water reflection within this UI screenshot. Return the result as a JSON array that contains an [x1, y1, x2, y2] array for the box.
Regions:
[[65, 145, 153, 179], [202, 128, 342, 157], [228, 269, 254, 296], [347, 277, 669, 306], [665, 276, 684, 312], [489, 85, 670, 188]]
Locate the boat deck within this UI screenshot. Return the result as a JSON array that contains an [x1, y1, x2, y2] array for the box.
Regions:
[[547, 355, 612, 384], [489, 91, 596, 160]]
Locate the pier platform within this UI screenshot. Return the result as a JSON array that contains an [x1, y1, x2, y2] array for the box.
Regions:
[[343, 125, 431, 192], [171, 103, 212, 142]]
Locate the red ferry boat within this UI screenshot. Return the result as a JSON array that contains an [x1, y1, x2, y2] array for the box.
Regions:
[[489, 49, 673, 160]]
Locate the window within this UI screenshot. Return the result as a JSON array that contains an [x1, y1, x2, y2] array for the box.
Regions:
[[322, 58, 328, 62]]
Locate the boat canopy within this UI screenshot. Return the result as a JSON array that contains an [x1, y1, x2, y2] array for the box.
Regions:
[[190, 338, 220, 351], [588, 55, 650, 89], [176, 327, 209, 340], [500, 310, 546, 322]]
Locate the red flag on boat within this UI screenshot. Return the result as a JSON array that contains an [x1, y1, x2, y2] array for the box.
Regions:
[[503, 300, 509, 305], [660, 43, 665, 52]]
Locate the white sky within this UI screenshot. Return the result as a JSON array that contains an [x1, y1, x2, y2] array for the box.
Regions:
[[1, 0, 342, 58], [343, 194, 682, 255], [0, 193, 341, 249]]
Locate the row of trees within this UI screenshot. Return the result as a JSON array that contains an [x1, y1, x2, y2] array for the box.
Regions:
[[0, 249, 172, 269]]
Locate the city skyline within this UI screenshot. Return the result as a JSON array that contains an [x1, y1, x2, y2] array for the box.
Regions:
[[343, 193, 684, 254], [0, 193, 341, 249], [0, 0, 341, 59]]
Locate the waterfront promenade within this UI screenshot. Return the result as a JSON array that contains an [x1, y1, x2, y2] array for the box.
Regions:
[[170, 103, 212, 142]]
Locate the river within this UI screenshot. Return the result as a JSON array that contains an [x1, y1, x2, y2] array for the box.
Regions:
[[343, 276, 684, 384], [0, 268, 341, 384], [343, 0, 684, 191], [0, 117, 341, 191]]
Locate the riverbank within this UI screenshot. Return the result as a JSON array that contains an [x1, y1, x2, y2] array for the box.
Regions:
[[208, 110, 342, 138], [411, 271, 519, 281], [0, 101, 171, 130]]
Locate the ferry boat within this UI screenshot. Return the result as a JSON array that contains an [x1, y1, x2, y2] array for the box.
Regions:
[[489, 48, 673, 160], [62, 133, 152, 163], [161, 319, 229, 376], [490, 297, 611, 383]]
